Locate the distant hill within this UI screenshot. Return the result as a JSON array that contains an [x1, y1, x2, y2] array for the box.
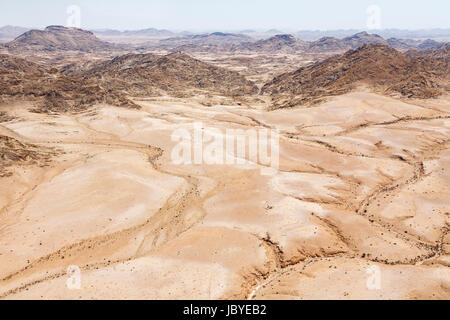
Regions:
[[67, 52, 258, 97], [233, 34, 309, 53], [406, 43, 449, 83], [7, 26, 441, 55], [142, 32, 253, 52], [306, 32, 444, 53], [416, 39, 443, 50], [386, 38, 412, 51], [307, 32, 411, 52], [262, 44, 448, 108], [5, 26, 117, 52], [422, 42, 450, 60], [150, 31, 442, 54], [342, 32, 387, 48], [295, 29, 450, 41], [307, 36, 352, 53], [159, 32, 399, 54], [0, 26, 30, 42], [407, 42, 449, 59]]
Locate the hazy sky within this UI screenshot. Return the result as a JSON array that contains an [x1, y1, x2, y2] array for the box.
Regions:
[[1, 0, 449, 31]]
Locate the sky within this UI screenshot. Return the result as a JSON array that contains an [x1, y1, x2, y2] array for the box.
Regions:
[[0, 0, 449, 31]]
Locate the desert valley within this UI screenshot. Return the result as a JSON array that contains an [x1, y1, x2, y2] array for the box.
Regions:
[[0, 23, 449, 300]]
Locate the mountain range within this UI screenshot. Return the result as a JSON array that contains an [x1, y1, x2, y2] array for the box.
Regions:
[[144, 31, 445, 53], [231, 34, 309, 53], [0, 49, 257, 113], [1, 26, 447, 55], [1, 26, 449, 112], [262, 44, 450, 108]]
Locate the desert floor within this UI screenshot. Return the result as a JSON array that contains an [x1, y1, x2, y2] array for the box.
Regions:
[[0, 90, 449, 299]]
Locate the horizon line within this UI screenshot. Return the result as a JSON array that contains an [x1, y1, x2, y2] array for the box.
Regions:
[[3, 25, 450, 33]]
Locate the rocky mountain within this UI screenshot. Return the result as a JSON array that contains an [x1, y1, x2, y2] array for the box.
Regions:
[[76, 52, 258, 97], [307, 32, 394, 52], [342, 32, 387, 48], [306, 36, 352, 53], [140, 32, 253, 52], [1, 42, 260, 113], [295, 29, 450, 41], [233, 34, 309, 53], [406, 43, 449, 87], [416, 39, 443, 50], [1, 49, 259, 113], [424, 42, 450, 60], [0, 54, 136, 112], [306, 32, 441, 53], [0, 134, 56, 177], [90, 28, 445, 54], [5, 26, 117, 52], [176, 33, 253, 52], [0, 53, 44, 75], [262, 44, 447, 108], [163, 32, 398, 54]]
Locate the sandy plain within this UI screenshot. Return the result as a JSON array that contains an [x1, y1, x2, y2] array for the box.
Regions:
[[0, 89, 449, 300]]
